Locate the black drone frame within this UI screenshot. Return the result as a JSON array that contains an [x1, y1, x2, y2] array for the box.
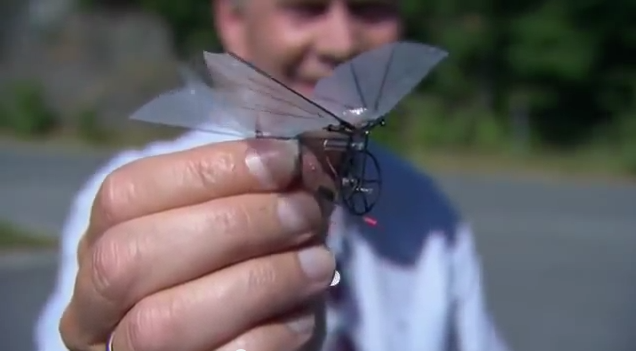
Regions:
[[321, 118, 385, 216], [228, 51, 386, 217]]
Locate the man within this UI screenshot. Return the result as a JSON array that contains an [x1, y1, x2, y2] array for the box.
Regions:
[[36, 0, 510, 351]]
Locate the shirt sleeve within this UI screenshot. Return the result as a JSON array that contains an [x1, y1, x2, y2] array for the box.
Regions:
[[33, 150, 142, 351], [449, 224, 511, 351]]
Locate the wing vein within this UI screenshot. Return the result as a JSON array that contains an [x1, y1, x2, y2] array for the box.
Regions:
[[373, 44, 396, 112], [243, 75, 327, 119], [227, 52, 353, 128], [349, 62, 367, 109]]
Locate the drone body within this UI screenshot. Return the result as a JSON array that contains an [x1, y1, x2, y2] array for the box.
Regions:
[[130, 41, 448, 218]]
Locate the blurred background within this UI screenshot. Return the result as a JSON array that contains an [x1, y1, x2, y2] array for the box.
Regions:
[[1, 0, 636, 351]]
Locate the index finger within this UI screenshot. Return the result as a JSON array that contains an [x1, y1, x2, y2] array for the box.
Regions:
[[88, 138, 301, 239]]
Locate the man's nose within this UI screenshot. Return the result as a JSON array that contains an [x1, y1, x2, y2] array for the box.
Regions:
[[315, 4, 359, 65]]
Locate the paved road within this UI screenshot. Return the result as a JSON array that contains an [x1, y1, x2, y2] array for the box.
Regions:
[[0, 252, 58, 351], [2, 141, 636, 351]]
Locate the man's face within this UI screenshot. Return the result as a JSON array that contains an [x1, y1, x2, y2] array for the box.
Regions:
[[214, 0, 402, 97]]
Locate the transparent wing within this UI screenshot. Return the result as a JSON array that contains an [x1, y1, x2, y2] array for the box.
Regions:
[[131, 51, 343, 138], [313, 41, 449, 125], [202, 52, 342, 138], [130, 63, 252, 137]]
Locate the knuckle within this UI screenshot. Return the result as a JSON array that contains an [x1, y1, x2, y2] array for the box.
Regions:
[[198, 204, 242, 252], [90, 230, 138, 304], [207, 202, 240, 234], [232, 195, 276, 234], [58, 309, 82, 351], [94, 170, 132, 228], [243, 257, 291, 307], [187, 149, 235, 191], [247, 258, 280, 290], [232, 200, 258, 236], [206, 200, 256, 247], [76, 232, 90, 264], [124, 298, 177, 351]]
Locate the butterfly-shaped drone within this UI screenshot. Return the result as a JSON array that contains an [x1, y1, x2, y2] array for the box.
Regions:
[[130, 41, 448, 222]]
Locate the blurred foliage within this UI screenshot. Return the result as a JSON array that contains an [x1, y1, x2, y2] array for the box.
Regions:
[[74, 107, 113, 144], [0, 220, 57, 249], [0, 80, 59, 137], [75, 0, 636, 173]]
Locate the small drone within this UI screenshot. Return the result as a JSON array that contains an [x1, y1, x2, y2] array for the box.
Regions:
[[130, 41, 448, 220]]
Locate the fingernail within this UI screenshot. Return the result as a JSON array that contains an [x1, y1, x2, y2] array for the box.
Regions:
[[277, 193, 317, 233], [298, 246, 336, 283], [285, 312, 316, 334], [245, 139, 299, 188]]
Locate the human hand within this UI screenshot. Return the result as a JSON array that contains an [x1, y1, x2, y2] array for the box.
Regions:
[[59, 138, 337, 351]]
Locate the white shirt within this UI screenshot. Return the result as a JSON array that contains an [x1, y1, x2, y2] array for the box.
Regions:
[[34, 130, 510, 351]]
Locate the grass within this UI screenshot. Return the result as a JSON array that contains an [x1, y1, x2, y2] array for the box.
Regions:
[[412, 146, 636, 184], [0, 221, 58, 250]]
